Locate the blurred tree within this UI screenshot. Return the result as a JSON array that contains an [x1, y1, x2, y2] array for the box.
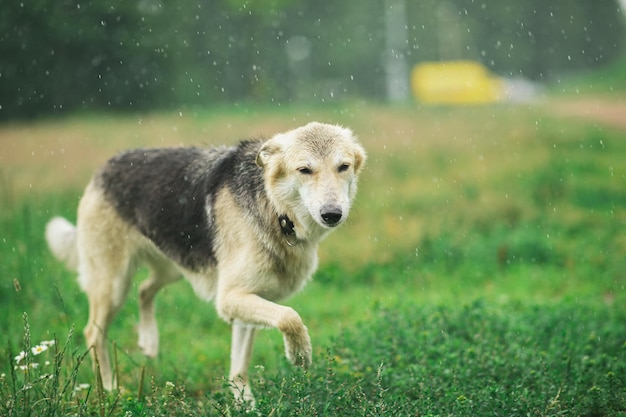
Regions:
[[0, 0, 172, 119], [0, 0, 624, 120], [282, 0, 385, 100], [443, 0, 625, 80]]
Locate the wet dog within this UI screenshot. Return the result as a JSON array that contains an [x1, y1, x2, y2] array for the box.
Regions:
[[45, 122, 366, 404]]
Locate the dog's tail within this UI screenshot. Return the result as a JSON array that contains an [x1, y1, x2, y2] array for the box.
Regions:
[[45, 217, 79, 271]]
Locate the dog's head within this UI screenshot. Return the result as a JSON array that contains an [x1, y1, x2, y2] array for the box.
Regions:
[[256, 122, 366, 239]]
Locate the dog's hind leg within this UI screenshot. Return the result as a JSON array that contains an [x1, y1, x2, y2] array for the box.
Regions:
[[229, 322, 257, 406], [82, 276, 131, 391], [137, 259, 181, 358], [80, 252, 133, 391], [77, 185, 135, 391]]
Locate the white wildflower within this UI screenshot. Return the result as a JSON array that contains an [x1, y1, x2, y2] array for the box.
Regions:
[[31, 344, 49, 355], [15, 351, 27, 364], [74, 383, 91, 391], [16, 363, 39, 371]]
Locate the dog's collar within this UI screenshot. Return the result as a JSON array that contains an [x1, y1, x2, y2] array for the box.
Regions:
[[278, 214, 297, 246]]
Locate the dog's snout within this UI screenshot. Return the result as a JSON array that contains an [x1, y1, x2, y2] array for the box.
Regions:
[[320, 204, 343, 226]]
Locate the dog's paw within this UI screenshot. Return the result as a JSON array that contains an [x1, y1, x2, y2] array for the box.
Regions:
[[231, 379, 256, 411], [283, 329, 312, 368], [137, 325, 159, 358], [278, 307, 312, 368]]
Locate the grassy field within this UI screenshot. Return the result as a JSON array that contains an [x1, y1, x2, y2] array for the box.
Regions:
[[1, 100, 625, 416]]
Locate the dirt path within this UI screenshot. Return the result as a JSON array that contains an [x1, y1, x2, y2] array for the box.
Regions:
[[549, 97, 626, 130]]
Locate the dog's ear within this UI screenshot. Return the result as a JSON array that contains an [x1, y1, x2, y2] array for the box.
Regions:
[[256, 140, 281, 168], [352, 142, 367, 175]]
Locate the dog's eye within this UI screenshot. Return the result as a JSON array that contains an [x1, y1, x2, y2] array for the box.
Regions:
[[298, 167, 313, 175], [338, 163, 350, 173]]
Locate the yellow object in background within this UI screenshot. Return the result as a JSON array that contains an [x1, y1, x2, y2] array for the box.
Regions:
[[411, 60, 503, 104]]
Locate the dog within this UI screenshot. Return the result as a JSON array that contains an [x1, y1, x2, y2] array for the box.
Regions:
[[45, 122, 366, 404]]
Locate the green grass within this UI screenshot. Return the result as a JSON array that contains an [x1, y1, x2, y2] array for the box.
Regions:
[[1, 101, 625, 415]]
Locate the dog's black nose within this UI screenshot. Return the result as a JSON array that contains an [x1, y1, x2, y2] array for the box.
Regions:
[[320, 205, 342, 226]]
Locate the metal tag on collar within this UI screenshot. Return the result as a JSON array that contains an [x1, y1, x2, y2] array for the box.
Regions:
[[278, 214, 297, 246]]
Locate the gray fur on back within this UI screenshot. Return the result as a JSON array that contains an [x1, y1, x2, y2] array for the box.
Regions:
[[95, 140, 266, 271]]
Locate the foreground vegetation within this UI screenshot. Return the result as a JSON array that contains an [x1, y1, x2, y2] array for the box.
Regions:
[[2, 302, 625, 416], [1, 101, 625, 415]]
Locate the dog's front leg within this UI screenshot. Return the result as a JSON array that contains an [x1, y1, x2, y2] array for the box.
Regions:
[[218, 292, 312, 368], [229, 322, 257, 406]]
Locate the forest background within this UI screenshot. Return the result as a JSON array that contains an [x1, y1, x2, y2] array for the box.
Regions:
[[1, 0, 625, 120]]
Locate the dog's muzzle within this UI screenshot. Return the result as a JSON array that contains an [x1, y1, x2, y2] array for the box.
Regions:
[[320, 204, 343, 226]]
